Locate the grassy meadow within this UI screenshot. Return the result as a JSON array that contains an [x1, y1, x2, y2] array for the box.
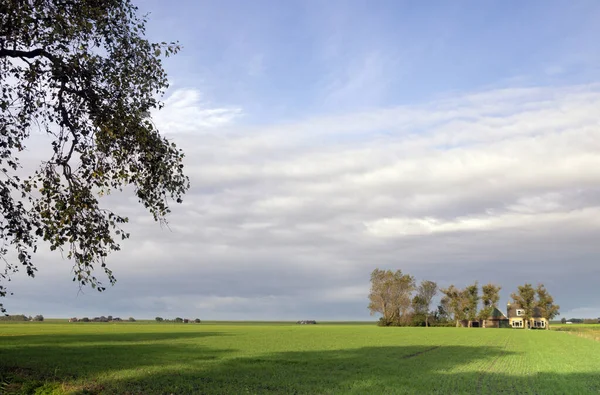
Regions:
[[553, 323, 600, 342], [1, 322, 600, 394]]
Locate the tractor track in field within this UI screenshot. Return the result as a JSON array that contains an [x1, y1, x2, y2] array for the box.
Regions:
[[476, 334, 513, 394], [401, 346, 440, 359]]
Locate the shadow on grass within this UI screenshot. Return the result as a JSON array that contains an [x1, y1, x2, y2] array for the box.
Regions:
[[97, 345, 600, 394], [2, 330, 228, 345], [2, 335, 600, 394], [0, 330, 233, 390]]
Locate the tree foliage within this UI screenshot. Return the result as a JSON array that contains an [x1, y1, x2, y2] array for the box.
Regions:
[[434, 296, 452, 324], [368, 268, 415, 325], [463, 282, 479, 325], [0, 0, 188, 311], [0, 313, 28, 321], [440, 285, 468, 327], [414, 280, 437, 327], [511, 283, 536, 327], [536, 284, 560, 326], [479, 283, 501, 321]]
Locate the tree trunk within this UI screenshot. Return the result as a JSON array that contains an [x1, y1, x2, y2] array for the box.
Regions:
[[425, 314, 429, 327]]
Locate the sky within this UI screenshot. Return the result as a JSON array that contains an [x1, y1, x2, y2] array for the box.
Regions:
[[6, 0, 600, 320]]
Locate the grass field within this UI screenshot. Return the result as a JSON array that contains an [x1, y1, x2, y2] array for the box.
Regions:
[[553, 323, 600, 342], [2, 322, 600, 394]]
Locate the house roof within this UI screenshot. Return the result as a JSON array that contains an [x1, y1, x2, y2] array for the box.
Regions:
[[489, 306, 508, 319], [507, 303, 543, 318]]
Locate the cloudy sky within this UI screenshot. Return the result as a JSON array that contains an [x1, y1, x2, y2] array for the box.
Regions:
[[6, 0, 600, 320]]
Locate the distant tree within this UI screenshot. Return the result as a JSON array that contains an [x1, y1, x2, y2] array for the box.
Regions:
[[107, 316, 113, 321], [33, 315, 44, 321], [194, 318, 201, 324], [411, 294, 427, 326], [463, 282, 479, 327], [511, 283, 536, 329], [478, 283, 502, 322], [183, 318, 189, 323], [81, 317, 90, 322], [434, 297, 452, 324], [128, 317, 136, 322], [536, 284, 559, 329], [561, 317, 567, 324], [174, 317, 183, 323], [0, 314, 28, 321], [412, 295, 427, 317], [368, 269, 415, 326], [441, 285, 468, 327], [413, 280, 437, 327], [155, 317, 164, 322]]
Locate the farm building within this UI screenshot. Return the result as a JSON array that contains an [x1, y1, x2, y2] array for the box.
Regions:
[[482, 307, 510, 328], [507, 302, 548, 329], [455, 307, 509, 328]]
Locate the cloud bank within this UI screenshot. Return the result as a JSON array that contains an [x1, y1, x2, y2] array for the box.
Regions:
[[7, 84, 600, 320]]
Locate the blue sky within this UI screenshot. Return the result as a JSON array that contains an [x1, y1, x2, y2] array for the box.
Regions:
[[7, 1, 600, 320], [141, 0, 600, 121]]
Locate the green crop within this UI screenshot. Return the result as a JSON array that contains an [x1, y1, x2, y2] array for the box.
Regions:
[[1, 322, 600, 394]]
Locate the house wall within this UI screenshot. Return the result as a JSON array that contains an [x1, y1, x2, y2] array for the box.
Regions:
[[483, 320, 497, 328], [531, 318, 548, 329], [483, 319, 510, 328], [509, 317, 524, 328], [509, 317, 548, 329]]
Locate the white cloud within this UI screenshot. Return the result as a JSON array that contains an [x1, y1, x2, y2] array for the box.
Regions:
[[152, 88, 241, 133], [364, 208, 600, 237], [7, 83, 600, 319]]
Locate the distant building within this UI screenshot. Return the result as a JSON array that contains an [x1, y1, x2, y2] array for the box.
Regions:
[[482, 307, 510, 328], [507, 302, 547, 329]]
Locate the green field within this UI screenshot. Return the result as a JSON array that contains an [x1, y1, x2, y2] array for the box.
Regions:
[[553, 323, 600, 342], [2, 322, 600, 394]]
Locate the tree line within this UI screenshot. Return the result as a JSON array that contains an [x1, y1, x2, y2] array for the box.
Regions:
[[155, 317, 201, 323], [0, 314, 43, 321], [69, 316, 135, 322], [368, 269, 559, 327], [560, 318, 600, 324]]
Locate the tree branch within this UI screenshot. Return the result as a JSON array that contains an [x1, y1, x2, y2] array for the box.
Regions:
[[0, 48, 58, 63]]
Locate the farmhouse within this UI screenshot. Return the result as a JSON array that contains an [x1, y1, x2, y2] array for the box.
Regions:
[[507, 302, 548, 329], [482, 307, 509, 328]]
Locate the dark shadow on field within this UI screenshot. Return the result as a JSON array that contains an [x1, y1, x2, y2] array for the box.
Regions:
[[95, 345, 600, 395], [2, 330, 229, 345], [0, 331, 233, 385], [2, 338, 600, 394]]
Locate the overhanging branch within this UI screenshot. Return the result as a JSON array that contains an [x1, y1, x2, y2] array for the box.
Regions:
[[0, 48, 58, 63]]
